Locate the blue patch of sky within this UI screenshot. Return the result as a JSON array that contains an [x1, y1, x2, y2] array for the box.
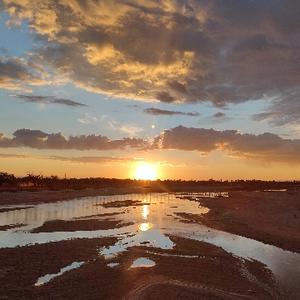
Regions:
[[0, 12, 34, 57]]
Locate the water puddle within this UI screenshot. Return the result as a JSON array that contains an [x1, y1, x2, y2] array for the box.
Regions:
[[263, 189, 287, 192], [130, 257, 156, 268], [145, 250, 198, 259], [0, 192, 299, 298], [35, 261, 84, 286], [177, 192, 229, 199], [107, 262, 119, 268]]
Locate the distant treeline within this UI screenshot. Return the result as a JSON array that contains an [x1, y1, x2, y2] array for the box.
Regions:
[[0, 171, 299, 192]]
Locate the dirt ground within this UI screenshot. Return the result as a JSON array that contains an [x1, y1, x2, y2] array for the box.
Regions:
[[183, 190, 300, 253], [0, 236, 280, 300]]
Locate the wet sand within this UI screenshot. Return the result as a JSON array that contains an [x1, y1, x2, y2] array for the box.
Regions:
[[0, 190, 299, 299], [31, 219, 134, 233], [191, 190, 300, 253], [0, 187, 150, 206], [0, 236, 279, 299]]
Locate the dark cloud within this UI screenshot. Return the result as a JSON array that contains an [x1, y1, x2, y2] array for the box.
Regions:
[[14, 94, 87, 107], [154, 126, 300, 163], [0, 57, 46, 90], [156, 91, 177, 103], [1, 0, 299, 124], [167, 80, 188, 94], [0, 129, 147, 151], [144, 108, 199, 117], [213, 112, 226, 118]]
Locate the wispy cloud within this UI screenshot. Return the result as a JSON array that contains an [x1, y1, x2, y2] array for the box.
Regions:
[[49, 155, 132, 164], [77, 113, 100, 124], [0, 153, 27, 158], [108, 120, 143, 137], [13, 94, 87, 107], [144, 108, 199, 117], [253, 96, 300, 126]]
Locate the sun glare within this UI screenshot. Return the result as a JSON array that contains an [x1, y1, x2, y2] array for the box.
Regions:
[[134, 162, 158, 180]]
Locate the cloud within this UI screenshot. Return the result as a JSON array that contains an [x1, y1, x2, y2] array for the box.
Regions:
[[0, 129, 148, 151], [213, 112, 226, 118], [0, 153, 27, 158], [0, 152, 133, 164], [49, 155, 131, 164], [107, 120, 143, 137], [144, 108, 199, 116], [77, 113, 99, 124], [253, 96, 300, 126], [0, 57, 47, 91], [154, 126, 300, 163], [1, 126, 300, 164], [13, 94, 87, 107], [1, 0, 299, 121]]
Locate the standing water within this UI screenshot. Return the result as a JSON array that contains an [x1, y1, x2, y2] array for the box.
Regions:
[[0, 193, 299, 298]]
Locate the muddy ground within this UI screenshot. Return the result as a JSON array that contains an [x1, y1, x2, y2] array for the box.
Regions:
[[31, 219, 134, 233], [191, 190, 300, 253], [0, 236, 279, 300], [0, 189, 299, 299]]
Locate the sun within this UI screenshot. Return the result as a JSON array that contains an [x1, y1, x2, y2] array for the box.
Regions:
[[134, 162, 158, 180]]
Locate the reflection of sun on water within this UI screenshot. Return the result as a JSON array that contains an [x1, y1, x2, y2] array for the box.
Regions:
[[139, 222, 152, 231], [142, 205, 149, 220], [133, 162, 158, 180]]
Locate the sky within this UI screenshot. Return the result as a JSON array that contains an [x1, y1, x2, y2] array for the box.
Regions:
[[0, 0, 300, 180]]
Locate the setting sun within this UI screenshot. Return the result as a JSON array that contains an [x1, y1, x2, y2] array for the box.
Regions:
[[133, 162, 158, 180]]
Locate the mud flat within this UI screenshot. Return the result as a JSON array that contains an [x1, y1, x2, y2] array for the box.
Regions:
[[0, 236, 279, 299], [0, 192, 299, 299], [31, 219, 134, 233], [0, 187, 152, 206], [189, 190, 300, 253]]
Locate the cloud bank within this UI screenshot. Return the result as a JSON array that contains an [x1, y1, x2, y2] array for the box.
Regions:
[[1, 127, 300, 164], [154, 126, 300, 163], [0, 129, 147, 150]]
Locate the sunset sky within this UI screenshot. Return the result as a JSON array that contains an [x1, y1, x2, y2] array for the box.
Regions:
[[0, 0, 300, 180]]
